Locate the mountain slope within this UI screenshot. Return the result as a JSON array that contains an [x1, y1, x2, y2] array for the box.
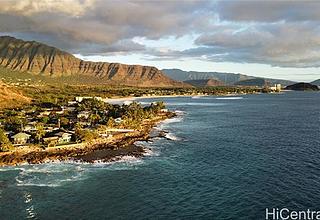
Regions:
[[162, 69, 295, 86], [286, 83, 319, 91], [162, 68, 253, 85], [0, 36, 185, 87], [184, 79, 224, 87], [0, 81, 30, 109], [234, 78, 268, 87], [311, 79, 320, 86]]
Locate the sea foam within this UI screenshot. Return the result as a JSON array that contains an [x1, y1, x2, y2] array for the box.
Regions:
[[165, 133, 181, 141]]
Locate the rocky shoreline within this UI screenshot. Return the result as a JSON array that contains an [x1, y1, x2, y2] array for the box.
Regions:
[[0, 113, 175, 166]]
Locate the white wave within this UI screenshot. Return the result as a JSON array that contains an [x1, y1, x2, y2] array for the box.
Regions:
[[135, 140, 150, 147], [216, 97, 243, 100], [15, 164, 86, 187], [161, 116, 183, 124], [24, 192, 33, 204], [174, 110, 186, 115], [26, 205, 37, 219], [165, 133, 181, 141], [192, 96, 201, 99], [88, 155, 144, 171], [143, 148, 159, 157], [16, 180, 61, 188], [113, 155, 143, 164]]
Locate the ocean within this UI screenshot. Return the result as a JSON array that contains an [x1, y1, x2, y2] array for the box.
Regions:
[[0, 92, 319, 219]]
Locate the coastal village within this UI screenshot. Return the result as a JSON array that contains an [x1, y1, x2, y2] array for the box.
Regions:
[[0, 83, 283, 153], [0, 96, 168, 152]]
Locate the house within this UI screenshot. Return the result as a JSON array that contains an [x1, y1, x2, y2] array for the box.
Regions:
[[123, 100, 133, 105], [77, 111, 90, 119], [55, 132, 72, 144], [12, 132, 31, 145], [65, 106, 76, 112], [55, 110, 65, 115], [39, 111, 51, 116], [68, 101, 77, 105], [23, 124, 37, 132], [75, 96, 103, 102], [43, 132, 72, 145], [115, 117, 122, 124], [43, 136, 59, 145], [269, 84, 282, 92], [44, 126, 58, 133]]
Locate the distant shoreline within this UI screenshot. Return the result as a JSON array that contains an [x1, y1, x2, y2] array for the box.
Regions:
[[103, 93, 245, 103]]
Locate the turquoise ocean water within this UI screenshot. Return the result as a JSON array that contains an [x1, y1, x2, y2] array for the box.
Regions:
[[0, 92, 319, 219]]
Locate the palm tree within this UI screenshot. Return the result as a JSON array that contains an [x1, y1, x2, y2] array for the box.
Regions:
[[35, 123, 45, 144], [89, 113, 101, 126]]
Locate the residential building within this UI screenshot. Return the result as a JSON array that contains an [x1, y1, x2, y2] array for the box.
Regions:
[[12, 132, 31, 145]]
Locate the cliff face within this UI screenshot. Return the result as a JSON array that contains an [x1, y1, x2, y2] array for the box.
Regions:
[[0, 36, 185, 87]]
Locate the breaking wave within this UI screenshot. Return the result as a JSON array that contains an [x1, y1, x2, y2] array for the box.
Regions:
[[13, 155, 147, 187], [15, 164, 86, 187], [165, 133, 181, 141]]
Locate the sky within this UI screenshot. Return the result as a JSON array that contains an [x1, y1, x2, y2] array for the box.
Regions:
[[0, 0, 319, 82]]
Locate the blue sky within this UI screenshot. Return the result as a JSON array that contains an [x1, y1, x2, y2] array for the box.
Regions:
[[0, 0, 319, 82]]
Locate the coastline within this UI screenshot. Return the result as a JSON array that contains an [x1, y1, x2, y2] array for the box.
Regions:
[[0, 112, 175, 166], [103, 94, 196, 103], [103, 93, 241, 104]]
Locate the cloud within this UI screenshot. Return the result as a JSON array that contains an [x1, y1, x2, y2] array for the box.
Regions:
[[149, 22, 320, 68], [0, 0, 95, 17], [1, 0, 320, 69], [217, 0, 320, 22], [0, 0, 214, 54]]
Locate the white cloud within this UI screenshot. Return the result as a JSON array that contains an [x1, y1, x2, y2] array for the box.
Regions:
[[1, 0, 320, 70]]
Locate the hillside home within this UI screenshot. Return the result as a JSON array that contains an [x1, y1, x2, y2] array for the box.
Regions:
[[55, 132, 72, 144], [12, 132, 31, 145], [77, 111, 90, 119], [115, 118, 122, 124]]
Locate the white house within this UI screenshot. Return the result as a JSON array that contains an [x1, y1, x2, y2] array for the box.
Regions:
[[12, 132, 31, 145], [115, 118, 122, 124]]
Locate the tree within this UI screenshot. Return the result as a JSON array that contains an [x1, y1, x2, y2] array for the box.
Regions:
[[89, 113, 101, 126], [0, 128, 13, 152], [75, 129, 98, 142], [60, 117, 69, 128], [4, 116, 26, 132], [41, 116, 50, 124], [106, 117, 115, 128], [35, 123, 45, 144]]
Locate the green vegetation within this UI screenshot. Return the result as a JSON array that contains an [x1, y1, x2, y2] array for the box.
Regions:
[[75, 129, 99, 142], [0, 96, 169, 150], [18, 84, 263, 105], [0, 128, 13, 152]]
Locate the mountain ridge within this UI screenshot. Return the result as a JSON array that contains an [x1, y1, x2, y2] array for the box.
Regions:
[[162, 68, 295, 86], [0, 36, 186, 87], [184, 79, 224, 87], [286, 82, 319, 91], [311, 79, 320, 86]]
